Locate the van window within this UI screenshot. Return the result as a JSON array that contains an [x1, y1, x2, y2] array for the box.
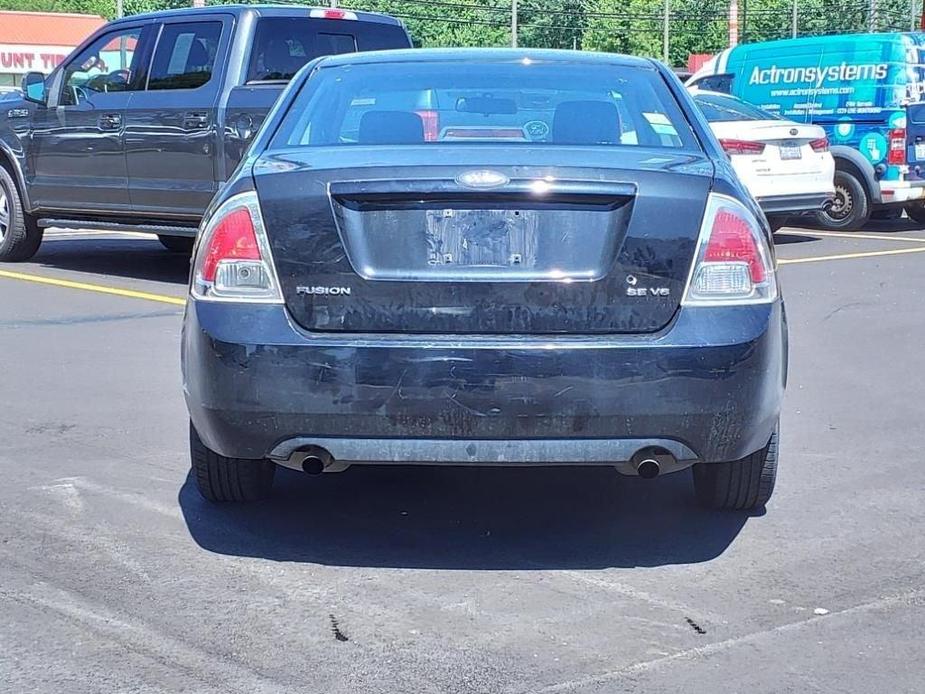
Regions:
[[148, 22, 222, 91], [691, 74, 733, 94], [247, 18, 409, 83]]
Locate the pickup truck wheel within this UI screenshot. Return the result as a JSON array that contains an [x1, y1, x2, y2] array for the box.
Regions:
[[0, 167, 43, 262], [158, 235, 195, 253], [190, 422, 275, 502], [814, 170, 870, 230], [692, 426, 778, 511]]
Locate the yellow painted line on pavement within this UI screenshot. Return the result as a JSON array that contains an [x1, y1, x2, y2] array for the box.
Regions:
[[0, 269, 186, 306], [778, 229, 925, 244], [778, 245, 925, 265]]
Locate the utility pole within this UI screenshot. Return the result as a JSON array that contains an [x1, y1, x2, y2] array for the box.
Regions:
[[728, 0, 739, 48], [869, 0, 877, 32], [116, 0, 123, 18], [663, 0, 669, 64], [792, 0, 798, 38], [511, 0, 518, 48]]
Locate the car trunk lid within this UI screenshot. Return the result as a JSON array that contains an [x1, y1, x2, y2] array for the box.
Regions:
[[254, 145, 713, 334]]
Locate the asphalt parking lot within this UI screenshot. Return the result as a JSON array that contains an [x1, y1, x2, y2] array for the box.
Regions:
[[2, 223, 924, 693]]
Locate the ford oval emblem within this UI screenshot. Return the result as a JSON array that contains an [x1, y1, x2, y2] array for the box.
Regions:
[[456, 170, 509, 188], [790, 128, 798, 136]]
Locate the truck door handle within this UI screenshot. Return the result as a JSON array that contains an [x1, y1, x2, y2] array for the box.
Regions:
[[98, 113, 122, 130], [183, 112, 209, 129]]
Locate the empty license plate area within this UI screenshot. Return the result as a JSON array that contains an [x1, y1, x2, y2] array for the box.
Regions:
[[426, 209, 537, 269], [332, 202, 624, 283]]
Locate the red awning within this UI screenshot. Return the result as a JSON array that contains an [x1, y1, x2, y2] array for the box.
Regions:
[[0, 11, 104, 46]]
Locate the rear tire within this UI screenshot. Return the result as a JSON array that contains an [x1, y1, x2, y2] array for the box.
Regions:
[[190, 422, 275, 502], [692, 426, 778, 511], [814, 169, 870, 230], [158, 235, 195, 254], [904, 202, 925, 225], [0, 165, 43, 262]]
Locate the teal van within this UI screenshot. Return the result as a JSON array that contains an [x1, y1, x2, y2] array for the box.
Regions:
[[688, 33, 925, 229]]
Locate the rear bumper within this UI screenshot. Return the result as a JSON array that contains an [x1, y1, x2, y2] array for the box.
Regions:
[[879, 180, 925, 204], [182, 301, 787, 466], [757, 192, 833, 215]]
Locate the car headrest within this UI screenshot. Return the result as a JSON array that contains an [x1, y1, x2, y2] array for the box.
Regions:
[[264, 39, 298, 76], [358, 111, 425, 145], [553, 100, 621, 145]]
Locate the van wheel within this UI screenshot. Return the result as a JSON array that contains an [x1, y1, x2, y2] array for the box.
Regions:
[[692, 426, 778, 511], [158, 235, 195, 253], [904, 202, 925, 225], [814, 170, 869, 230], [0, 166, 43, 262], [190, 422, 275, 502]]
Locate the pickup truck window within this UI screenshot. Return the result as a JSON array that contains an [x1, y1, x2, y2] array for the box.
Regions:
[[246, 18, 406, 83], [61, 27, 143, 105], [148, 22, 222, 91]]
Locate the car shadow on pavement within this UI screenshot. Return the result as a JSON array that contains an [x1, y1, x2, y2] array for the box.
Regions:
[[179, 465, 753, 570], [33, 237, 191, 285], [861, 218, 925, 233], [773, 232, 820, 245]]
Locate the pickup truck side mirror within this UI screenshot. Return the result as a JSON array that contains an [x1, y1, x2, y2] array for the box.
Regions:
[[22, 72, 47, 105]]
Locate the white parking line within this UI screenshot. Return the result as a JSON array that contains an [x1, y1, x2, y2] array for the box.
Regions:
[[778, 245, 925, 265], [534, 587, 924, 693]]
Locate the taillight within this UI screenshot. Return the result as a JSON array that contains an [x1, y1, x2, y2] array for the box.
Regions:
[[888, 128, 906, 165], [682, 194, 777, 306], [719, 138, 766, 155], [810, 137, 829, 153], [415, 109, 439, 142], [309, 8, 357, 19], [191, 192, 282, 302]]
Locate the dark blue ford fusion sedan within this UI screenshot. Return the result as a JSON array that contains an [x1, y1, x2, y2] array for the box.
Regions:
[[182, 49, 787, 510]]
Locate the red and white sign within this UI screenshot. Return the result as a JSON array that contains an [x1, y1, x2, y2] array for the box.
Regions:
[[0, 43, 73, 74]]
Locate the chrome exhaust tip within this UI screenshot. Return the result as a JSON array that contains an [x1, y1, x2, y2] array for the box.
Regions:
[[299, 448, 333, 475], [630, 447, 675, 479]]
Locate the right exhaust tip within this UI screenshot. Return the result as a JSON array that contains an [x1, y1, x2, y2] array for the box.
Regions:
[[631, 447, 673, 479]]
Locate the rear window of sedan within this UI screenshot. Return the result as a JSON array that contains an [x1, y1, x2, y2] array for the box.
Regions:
[[273, 60, 701, 150], [694, 93, 780, 122]]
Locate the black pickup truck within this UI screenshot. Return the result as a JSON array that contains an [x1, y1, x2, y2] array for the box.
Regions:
[[0, 5, 411, 261]]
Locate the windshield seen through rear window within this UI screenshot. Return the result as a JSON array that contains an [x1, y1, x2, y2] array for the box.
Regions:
[[273, 60, 701, 150]]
